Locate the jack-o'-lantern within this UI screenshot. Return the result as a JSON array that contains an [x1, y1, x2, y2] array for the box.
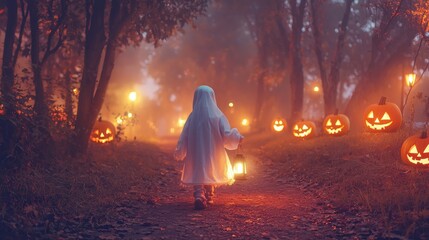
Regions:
[[401, 131, 429, 167], [293, 120, 316, 138], [90, 118, 116, 143], [323, 111, 350, 136], [363, 96, 402, 132], [272, 118, 287, 132]]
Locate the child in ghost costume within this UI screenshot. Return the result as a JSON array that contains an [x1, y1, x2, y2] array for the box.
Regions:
[[174, 85, 243, 210]]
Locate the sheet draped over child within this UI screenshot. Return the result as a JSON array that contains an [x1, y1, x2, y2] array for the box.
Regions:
[[174, 85, 242, 186]]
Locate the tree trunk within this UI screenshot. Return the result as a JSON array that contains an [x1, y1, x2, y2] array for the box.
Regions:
[[72, 0, 106, 155], [252, 71, 266, 127], [64, 71, 74, 123], [0, 0, 18, 163], [1, 0, 17, 116], [289, 0, 306, 124], [325, 0, 352, 115], [311, 0, 352, 116], [29, 0, 49, 120]]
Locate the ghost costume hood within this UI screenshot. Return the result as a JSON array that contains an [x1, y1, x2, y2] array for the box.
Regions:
[[175, 85, 242, 185]]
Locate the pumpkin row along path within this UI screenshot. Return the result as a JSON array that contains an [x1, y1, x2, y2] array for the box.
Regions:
[[41, 142, 382, 239]]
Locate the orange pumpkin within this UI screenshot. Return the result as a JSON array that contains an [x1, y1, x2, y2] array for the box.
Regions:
[[323, 112, 350, 136], [363, 96, 402, 132], [293, 120, 316, 138], [271, 118, 287, 132], [401, 131, 429, 167], [90, 118, 116, 143]]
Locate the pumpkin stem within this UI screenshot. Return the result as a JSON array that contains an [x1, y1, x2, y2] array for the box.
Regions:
[[379, 96, 387, 105], [421, 131, 428, 139], [334, 108, 339, 115]]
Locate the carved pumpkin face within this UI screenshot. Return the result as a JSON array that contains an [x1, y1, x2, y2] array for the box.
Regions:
[[293, 120, 316, 138], [90, 120, 116, 144], [272, 118, 287, 132], [401, 131, 429, 166], [323, 113, 350, 136], [363, 97, 402, 132]]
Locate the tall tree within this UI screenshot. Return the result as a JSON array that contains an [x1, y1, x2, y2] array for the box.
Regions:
[[72, 0, 208, 155], [310, 0, 353, 115], [288, 0, 306, 123], [345, 0, 418, 125]]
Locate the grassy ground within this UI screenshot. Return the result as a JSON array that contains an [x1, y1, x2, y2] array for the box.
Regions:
[[246, 129, 429, 239], [0, 141, 168, 237]]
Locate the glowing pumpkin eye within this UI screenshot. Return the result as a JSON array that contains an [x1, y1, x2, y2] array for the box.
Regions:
[[302, 124, 309, 130], [106, 128, 112, 134], [326, 119, 332, 126], [279, 121, 283, 124], [335, 120, 341, 126], [367, 111, 374, 118], [424, 145, 429, 153], [94, 130, 99, 135], [381, 112, 391, 120], [294, 125, 298, 130], [409, 145, 418, 154], [275, 121, 279, 124]]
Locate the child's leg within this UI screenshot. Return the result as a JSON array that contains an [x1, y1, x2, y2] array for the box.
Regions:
[[193, 185, 207, 210], [204, 185, 215, 204]]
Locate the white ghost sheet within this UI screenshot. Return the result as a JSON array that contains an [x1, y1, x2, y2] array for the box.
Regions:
[[174, 86, 242, 185]]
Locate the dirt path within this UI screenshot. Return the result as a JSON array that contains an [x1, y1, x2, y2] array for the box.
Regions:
[[31, 143, 378, 239], [76, 145, 377, 240]]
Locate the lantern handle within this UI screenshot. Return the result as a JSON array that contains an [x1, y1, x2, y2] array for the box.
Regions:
[[237, 143, 244, 154]]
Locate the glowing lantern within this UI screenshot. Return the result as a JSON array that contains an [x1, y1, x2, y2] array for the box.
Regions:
[[232, 145, 246, 180], [228, 102, 234, 108], [293, 120, 316, 138], [129, 91, 137, 102], [313, 86, 320, 92], [272, 118, 287, 132], [363, 96, 402, 132], [90, 118, 116, 144], [241, 118, 249, 126], [401, 131, 429, 167], [405, 73, 416, 87], [323, 111, 350, 136]]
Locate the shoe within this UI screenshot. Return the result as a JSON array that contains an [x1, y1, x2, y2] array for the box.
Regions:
[[194, 198, 207, 210]]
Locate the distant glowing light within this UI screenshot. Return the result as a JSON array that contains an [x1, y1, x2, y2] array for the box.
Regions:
[[72, 88, 79, 95], [127, 112, 133, 118], [129, 91, 137, 102], [116, 117, 123, 125], [313, 86, 320, 92], [170, 128, 175, 134], [228, 102, 234, 108], [405, 73, 416, 87], [241, 118, 249, 126], [177, 117, 186, 127]]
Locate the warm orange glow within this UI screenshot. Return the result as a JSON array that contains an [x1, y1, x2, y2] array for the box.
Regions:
[[127, 112, 133, 118], [233, 162, 245, 174], [228, 102, 234, 108], [170, 127, 176, 134], [272, 118, 286, 132], [116, 116, 123, 125], [241, 118, 249, 126], [72, 88, 79, 96], [177, 117, 186, 127], [313, 86, 320, 92], [405, 73, 416, 87], [129, 91, 137, 102]]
